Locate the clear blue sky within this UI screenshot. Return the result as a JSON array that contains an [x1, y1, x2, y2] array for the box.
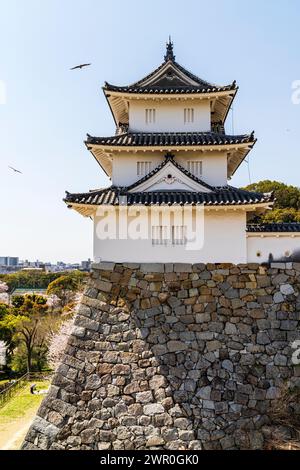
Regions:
[[0, 0, 299, 263]]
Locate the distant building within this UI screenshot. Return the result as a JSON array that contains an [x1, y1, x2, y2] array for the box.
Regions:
[[81, 259, 92, 271], [0, 256, 19, 267]]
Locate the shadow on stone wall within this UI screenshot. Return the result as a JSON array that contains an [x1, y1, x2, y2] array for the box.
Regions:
[[22, 262, 300, 450]]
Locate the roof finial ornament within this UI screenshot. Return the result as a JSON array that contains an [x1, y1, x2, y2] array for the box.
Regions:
[[164, 36, 175, 62]]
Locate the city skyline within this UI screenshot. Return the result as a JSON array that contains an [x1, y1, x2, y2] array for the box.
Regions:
[[1, 0, 300, 262]]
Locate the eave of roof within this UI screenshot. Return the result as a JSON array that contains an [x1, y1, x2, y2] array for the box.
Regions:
[[86, 131, 255, 147], [64, 186, 273, 208], [103, 83, 236, 95], [247, 223, 300, 233], [85, 132, 256, 179]]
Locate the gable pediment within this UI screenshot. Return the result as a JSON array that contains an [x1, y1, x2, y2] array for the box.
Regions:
[[136, 62, 200, 89], [128, 160, 212, 193]]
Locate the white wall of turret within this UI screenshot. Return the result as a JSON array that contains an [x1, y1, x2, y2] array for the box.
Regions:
[[93, 208, 247, 264], [111, 151, 228, 187], [128, 99, 211, 133]]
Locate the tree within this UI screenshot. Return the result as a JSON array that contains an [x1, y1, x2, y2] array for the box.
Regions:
[[243, 180, 300, 223], [46, 272, 86, 307], [0, 270, 80, 292], [262, 208, 300, 224], [0, 304, 17, 352], [244, 180, 300, 209], [0, 294, 58, 373], [12, 296, 48, 372]]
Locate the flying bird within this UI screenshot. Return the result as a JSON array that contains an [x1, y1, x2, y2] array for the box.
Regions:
[[8, 166, 22, 174], [70, 63, 91, 70]]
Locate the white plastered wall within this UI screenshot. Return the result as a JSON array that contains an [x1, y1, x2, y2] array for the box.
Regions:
[[93, 208, 247, 264], [129, 99, 211, 133], [111, 151, 228, 187], [176, 152, 228, 187], [247, 234, 300, 263]]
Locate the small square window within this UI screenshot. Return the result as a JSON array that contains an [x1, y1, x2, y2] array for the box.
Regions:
[[151, 225, 187, 246], [184, 108, 194, 124], [137, 161, 152, 176], [172, 226, 187, 245], [145, 108, 156, 124], [187, 161, 202, 176], [152, 226, 169, 246]]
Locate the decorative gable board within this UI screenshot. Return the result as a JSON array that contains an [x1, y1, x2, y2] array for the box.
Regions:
[[128, 160, 212, 193], [137, 62, 200, 88]]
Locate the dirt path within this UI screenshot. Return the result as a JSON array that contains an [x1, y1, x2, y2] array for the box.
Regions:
[[0, 381, 49, 450], [0, 405, 39, 450]]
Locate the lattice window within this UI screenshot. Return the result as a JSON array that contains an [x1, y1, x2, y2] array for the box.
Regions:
[[137, 161, 152, 176], [187, 161, 203, 176], [172, 226, 187, 245], [151, 226, 169, 246], [184, 108, 194, 123], [152, 225, 187, 246], [145, 108, 156, 124]]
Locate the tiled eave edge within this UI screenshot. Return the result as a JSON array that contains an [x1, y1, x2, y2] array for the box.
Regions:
[[103, 88, 237, 100], [65, 201, 273, 218]]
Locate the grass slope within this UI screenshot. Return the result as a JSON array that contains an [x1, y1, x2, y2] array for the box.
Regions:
[[0, 380, 49, 449]]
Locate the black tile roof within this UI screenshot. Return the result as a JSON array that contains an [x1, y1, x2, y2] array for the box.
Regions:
[[86, 132, 255, 148], [247, 223, 300, 233], [104, 82, 236, 95], [103, 47, 237, 95], [65, 186, 273, 207]]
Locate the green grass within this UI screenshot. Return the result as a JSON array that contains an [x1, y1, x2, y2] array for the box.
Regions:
[[0, 380, 49, 422], [0, 380, 10, 387]]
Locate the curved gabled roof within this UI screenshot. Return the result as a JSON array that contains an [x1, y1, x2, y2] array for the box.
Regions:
[[104, 39, 236, 94], [103, 40, 237, 125]]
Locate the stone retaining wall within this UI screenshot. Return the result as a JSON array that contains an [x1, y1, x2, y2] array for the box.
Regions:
[[22, 262, 300, 450]]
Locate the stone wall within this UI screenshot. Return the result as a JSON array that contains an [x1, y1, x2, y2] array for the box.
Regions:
[[22, 262, 300, 450]]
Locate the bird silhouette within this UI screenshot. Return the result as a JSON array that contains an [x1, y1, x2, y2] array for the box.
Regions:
[[8, 166, 22, 174], [70, 63, 91, 70]]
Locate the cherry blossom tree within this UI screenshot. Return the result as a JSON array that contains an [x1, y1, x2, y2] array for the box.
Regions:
[[0, 281, 9, 304], [0, 340, 8, 367], [47, 318, 74, 370]]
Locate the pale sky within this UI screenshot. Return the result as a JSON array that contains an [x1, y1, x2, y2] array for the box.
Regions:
[[0, 0, 299, 263]]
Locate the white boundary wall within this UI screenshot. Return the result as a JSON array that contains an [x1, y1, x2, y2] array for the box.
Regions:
[[247, 233, 300, 263]]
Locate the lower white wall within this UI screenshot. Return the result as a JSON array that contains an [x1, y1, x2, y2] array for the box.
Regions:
[[93, 208, 247, 264], [247, 234, 300, 263]]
